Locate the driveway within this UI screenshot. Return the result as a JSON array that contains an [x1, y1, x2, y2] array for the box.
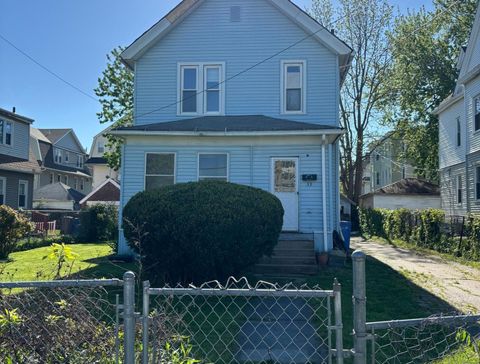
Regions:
[[352, 237, 480, 313]]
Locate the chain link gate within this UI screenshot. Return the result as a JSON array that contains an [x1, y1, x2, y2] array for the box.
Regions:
[[140, 277, 345, 364]]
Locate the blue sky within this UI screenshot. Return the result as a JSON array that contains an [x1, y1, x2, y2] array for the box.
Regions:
[[0, 0, 432, 149]]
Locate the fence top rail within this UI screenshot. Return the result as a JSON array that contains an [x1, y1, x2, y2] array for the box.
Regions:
[[148, 287, 334, 298], [366, 314, 480, 330], [0, 278, 124, 289]]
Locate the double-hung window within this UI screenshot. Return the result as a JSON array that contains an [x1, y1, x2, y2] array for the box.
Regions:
[[0, 177, 5, 205], [54, 149, 62, 164], [456, 117, 461, 147], [456, 175, 462, 204], [475, 97, 480, 131], [179, 63, 224, 115], [180, 66, 199, 114], [80, 178, 84, 191], [198, 153, 228, 181], [0, 120, 13, 146], [97, 141, 105, 154], [145, 153, 175, 190], [57, 175, 61, 183], [476, 166, 480, 201], [18, 180, 27, 209], [282, 61, 305, 114], [77, 155, 83, 168], [63, 175, 68, 185], [65, 151, 70, 163]]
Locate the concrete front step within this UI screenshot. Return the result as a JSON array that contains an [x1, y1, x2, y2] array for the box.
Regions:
[[271, 248, 316, 257], [252, 263, 318, 276], [275, 240, 314, 250], [259, 255, 316, 265]]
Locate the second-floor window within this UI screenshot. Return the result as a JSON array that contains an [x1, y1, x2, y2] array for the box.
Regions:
[[456, 117, 461, 147], [65, 151, 70, 163], [282, 61, 305, 114], [0, 120, 13, 146], [97, 141, 105, 153], [475, 97, 480, 131], [54, 149, 62, 164], [179, 63, 224, 115], [77, 155, 83, 168]]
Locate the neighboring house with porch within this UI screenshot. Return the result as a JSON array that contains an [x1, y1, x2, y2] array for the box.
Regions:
[[30, 128, 93, 195], [435, 2, 480, 217], [0, 107, 40, 209], [85, 125, 119, 190], [111, 0, 352, 256]]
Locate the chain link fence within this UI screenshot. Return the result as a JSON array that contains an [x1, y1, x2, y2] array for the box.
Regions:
[[366, 314, 480, 364], [141, 277, 343, 364], [0, 279, 124, 364]]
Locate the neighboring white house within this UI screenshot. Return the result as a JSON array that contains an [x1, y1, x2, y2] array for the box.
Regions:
[[362, 132, 416, 195], [85, 126, 119, 190], [359, 178, 441, 210], [33, 182, 85, 210], [434, 2, 480, 217]]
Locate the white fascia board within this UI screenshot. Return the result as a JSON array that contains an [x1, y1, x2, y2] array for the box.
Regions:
[[433, 93, 464, 115], [79, 178, 120, 205], [110, 129, 345, 137]]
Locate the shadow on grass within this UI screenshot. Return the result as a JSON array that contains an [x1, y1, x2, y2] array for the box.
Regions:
[[68, 255, 137, 280]]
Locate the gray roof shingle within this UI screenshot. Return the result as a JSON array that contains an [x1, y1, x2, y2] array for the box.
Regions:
[[113, 115, 341, 133]]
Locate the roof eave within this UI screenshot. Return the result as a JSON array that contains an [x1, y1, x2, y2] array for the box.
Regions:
[[109, 129, 345, 137]]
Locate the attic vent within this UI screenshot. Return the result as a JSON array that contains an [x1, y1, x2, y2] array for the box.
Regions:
[[230, 6, 241, 22]]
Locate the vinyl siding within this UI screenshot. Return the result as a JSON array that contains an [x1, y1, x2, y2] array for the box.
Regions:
[[134, 0, 338, 126], [466, 76, 480, 153], [55, 132, 84, 154], [440, 164, 467, 216], [0, 170, 34, 209], [466, 151, 480, 213], [0, 118, 30, 160], [438, 98, 466, 169], [372, 195, 440, 210], [119, 135, 337, 252], [38, 170, 92, 194]]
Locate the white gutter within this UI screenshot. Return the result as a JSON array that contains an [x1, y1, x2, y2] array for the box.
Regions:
[[109, 129, 345, 137], [321, 135, 328, 252]]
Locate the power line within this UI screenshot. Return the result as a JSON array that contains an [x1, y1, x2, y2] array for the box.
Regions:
[[0, 33, 98, 102]]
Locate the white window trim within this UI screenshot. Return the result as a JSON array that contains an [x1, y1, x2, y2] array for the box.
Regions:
[[280, 60, 307, 115], [203, 65, 225, 115], [144, 152, 177, 190], [177, 62, 226, 116], [456, 174, 462, 205], [63, 175, 69, 185], [0, 177, 6, 204], [456, 117, 461, 147], [474, 95, 480, 133], [0, 120, 14, 148], [18, 180, 28, 209], [475, 165, 480, 201], [197, 152, 230, 181]]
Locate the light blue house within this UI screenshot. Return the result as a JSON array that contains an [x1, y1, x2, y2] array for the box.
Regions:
[[112, 0, 352, 255]]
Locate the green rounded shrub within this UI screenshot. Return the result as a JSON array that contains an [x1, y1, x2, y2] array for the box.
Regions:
[[122, 181, 284, 284], [0, 205, 34, 259], [77, 204, 118, 243]]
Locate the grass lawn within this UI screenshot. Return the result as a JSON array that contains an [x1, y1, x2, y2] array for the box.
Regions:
[[0, 243, 135, 281]]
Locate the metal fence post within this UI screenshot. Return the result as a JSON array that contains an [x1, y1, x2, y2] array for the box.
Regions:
[[352, 250, 367, 364], [333, 278, 344, 364], [142, 281, 151, 364], [123, 271, 136, 364]]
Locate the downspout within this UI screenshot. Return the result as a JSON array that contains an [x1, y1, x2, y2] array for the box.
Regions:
[[322, 135, 328, 252], [328, 142, 333, 237]]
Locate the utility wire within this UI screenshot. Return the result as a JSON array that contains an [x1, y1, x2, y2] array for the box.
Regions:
[[0, 33, 98, 102]]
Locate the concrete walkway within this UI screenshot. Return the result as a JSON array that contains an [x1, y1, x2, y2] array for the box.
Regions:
[[234, 297, 328, 363], [352, 237, 480, 313]]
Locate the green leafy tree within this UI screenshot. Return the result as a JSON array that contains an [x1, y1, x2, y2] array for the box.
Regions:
[[310, 0, 393, 202], [0, 206, 34, 259], [381, 0, 476, 181], [94, 47, 134, 170]]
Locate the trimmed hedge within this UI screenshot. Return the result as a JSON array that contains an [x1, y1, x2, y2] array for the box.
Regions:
[[122, 180, 284, 285], [359, 207, 480, 261]]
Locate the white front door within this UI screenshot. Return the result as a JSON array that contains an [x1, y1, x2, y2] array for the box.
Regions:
[[271, 157, 299, 231]]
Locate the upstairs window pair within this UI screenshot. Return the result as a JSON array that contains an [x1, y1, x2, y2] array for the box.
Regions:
[[180, 64, 223, 115], [0, 120, 12, 146]]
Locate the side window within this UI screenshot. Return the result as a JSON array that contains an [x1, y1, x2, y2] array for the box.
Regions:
[[204, 66, 221, 114], [0, 120, 12, 145], [476, 166, 480, 200], [18, 180, 28, 209], [282, 61, 305, 114], [97, 141, 105, 154], [180, 66, 198, 114], [475, 97, 480, 131], [145, 153, 175, 190], [456, 175, 462, 204], [0, 177, 5, 204], [456, 117, 461, 147]]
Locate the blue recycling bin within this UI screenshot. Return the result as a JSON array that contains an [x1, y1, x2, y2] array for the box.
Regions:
[[340, 221, 352, 252]]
